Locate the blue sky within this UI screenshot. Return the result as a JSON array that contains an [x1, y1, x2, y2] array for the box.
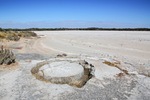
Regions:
[[0, 0, 150, 28]]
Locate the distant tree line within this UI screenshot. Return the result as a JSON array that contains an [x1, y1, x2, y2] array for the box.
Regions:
[[0, 27, 150, 31]]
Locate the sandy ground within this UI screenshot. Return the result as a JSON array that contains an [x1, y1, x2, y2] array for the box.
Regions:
[[0, 31, 150, 100], [35, 31, 150, 58]]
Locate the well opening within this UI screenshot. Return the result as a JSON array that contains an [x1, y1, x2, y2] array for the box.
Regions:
[[31, 60, 95, 88]]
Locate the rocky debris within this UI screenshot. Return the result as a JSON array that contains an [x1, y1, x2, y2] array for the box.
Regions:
[[0, 46, 16, 65], [116, 72, 125, 77], [79, 60, 89, 66], [56, 53, 67, 57], [79, 60, 95, 78]]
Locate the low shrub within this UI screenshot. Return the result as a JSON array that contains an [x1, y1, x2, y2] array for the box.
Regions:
[[0, 46, 16, 65], [0, 31, 37, 41]]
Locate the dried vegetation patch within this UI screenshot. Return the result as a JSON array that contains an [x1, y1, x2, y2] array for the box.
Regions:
[[0, 46, 15, 65], [103, 59, 129, 75], [0, 31, 37, 41], [0, 46, 18, 70]]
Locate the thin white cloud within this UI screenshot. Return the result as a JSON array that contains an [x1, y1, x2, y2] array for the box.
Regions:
[[0, 21, 149, 28]]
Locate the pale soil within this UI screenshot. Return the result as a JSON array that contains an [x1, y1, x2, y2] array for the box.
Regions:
[[0, 31, 150, 100], [35, 31, 150, 58]]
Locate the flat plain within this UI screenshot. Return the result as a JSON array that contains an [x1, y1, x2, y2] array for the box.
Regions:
[[0, 31, 150, 100]]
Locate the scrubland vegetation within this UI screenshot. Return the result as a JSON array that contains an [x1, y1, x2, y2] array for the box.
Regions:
[[0, 46, 16, 65], [0, 29, 37, 65], [1, 27, 150, 31], [0, 29, 37, 41]]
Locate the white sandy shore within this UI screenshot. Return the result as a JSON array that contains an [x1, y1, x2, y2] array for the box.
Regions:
[[34, 31, 150, 59]]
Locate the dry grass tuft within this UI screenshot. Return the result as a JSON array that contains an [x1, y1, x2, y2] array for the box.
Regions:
[[0, 45, 16, 65], [0, 31, 37, 41]]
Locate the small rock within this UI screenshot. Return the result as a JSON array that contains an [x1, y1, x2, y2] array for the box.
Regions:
[[38, 71, 44, 77]]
